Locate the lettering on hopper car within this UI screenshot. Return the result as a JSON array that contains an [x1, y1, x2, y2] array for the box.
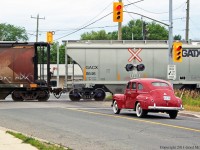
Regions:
[[182, 49, 200, 57], [86, 66, 98, 69], [0, 76, 12, 83], [15, 73, 33, 82], [86, 72, 96, 75], [0, 73, 33, 83]]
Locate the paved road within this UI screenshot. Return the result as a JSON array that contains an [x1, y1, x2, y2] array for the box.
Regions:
[[0, 95, 200, 150]]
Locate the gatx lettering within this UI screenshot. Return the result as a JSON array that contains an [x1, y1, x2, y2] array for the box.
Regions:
[[86, 66, 98, 69], [182, 49, 200, 57]]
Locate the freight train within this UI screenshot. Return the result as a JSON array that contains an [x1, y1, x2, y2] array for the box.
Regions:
[[0, 42, 52, 101], [64, 40, 200, 101]]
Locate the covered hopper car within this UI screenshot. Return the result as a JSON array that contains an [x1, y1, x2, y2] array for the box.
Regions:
[[0, 42, 52, 101]]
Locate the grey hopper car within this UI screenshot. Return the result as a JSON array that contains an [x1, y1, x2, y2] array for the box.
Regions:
[[63, 40, 200, 101]]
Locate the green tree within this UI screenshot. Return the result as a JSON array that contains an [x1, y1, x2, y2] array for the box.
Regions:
[[81, 30, 109, 40], [174, 35, 182, 40], [80, 19, 181, 40], [0, 23, 28, 41], [50, 42, 66, 64]]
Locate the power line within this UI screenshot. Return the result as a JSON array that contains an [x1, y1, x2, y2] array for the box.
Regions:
[[55, 12, 112, 40], [125, 0, 186, 14]]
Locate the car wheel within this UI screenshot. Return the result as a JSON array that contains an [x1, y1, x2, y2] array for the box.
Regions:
[[136, 102, 147, 118], [169, 110, 178, 119], [113, 100, 121, 114]]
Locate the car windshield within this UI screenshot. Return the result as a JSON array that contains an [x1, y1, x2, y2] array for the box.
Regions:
[[151, 82, 169, 87]]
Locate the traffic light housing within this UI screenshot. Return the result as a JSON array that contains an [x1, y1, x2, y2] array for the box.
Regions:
[[125, 64, 134, 71], [47, 31, 53, 44], [113, 2, 123, 22], [137, 64, 145, 71], [173, 42, 182, 62]]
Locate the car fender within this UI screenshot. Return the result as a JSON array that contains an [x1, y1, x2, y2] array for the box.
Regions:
[[113, 94, 126, 109], [135, 94, 153, 110]]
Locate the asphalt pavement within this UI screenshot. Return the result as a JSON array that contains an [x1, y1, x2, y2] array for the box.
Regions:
[[0, 110, 200, 150]]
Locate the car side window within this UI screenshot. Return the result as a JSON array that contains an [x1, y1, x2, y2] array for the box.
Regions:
[[127, 82, 131, 89], [132, 82, 136, 90], [138, 83, 143, 90]]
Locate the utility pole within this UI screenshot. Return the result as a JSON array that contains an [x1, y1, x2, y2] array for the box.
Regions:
[[168, 0, 173, 64], [185, 0, 190, 41], [31, 14, 45, 42], [118, 0, 122, 40]]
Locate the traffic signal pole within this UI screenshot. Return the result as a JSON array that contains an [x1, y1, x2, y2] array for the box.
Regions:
[[118, 0, 122, 40]]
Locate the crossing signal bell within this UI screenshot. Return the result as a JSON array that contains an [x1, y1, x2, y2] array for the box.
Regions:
[[173, 42, 182, 62], [113, 2, 123, 22], [47, 31, 54, 44]]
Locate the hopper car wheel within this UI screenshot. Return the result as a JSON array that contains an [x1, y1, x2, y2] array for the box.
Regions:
[[136, 102, 147, 118], [94, 89, 106, 101], [38, 90, 50, 102], [69, 89, 81, 101], [112, 100, 121, 114], [168, 110, 178, 119], [12, 91, 24, 101]]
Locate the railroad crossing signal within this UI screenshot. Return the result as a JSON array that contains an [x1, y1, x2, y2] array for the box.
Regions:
[[113, 2, 123, 22], [173, 42, 182, 62], [125, 64, 145, 72], [47, 31, 54, 44], [128, 48, 142, 62]]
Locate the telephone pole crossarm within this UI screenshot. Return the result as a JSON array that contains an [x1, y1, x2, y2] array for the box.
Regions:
[[31, 14, 45, 42]]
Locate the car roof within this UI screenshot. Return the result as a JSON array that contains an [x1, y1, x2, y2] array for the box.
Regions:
[[129, 78, 169, 84]]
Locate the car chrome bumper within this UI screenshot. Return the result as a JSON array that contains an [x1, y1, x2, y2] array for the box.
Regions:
[[148, 105, 184, 111]]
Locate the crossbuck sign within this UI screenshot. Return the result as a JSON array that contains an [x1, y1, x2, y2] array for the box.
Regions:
[[128, 48, 142, 62]]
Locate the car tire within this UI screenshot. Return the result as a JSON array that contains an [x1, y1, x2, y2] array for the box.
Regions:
[[169, 110, 178, 119], [113, 100, 121, 114], [136, 102, 147, 118]]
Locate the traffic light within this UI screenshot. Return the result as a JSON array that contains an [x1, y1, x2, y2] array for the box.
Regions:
[[113, 2, 123, 22], [173, 42, 182, 62], [47, 31, 53, 44], [125, 64, 145, 72], [143, 22, 148, 40]]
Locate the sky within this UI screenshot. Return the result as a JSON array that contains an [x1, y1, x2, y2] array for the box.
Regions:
[[0, 0, 199, 43]]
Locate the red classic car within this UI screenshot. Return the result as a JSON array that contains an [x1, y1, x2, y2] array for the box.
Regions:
[[112, 78, 184, 119]]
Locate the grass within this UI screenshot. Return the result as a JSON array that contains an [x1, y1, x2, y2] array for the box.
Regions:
[[6, 131, 72, 150], [174, 89, 200, 112]]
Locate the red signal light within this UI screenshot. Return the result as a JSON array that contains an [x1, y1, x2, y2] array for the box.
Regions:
[[116, 5, 122, 11]]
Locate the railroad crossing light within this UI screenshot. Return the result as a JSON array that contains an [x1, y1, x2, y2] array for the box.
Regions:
[[137, 64, 145, 71], [173, 42, 182, 63], [113, 2, 123, 22], [125, 64, 134, 71], [47, 31, 53, 44]]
